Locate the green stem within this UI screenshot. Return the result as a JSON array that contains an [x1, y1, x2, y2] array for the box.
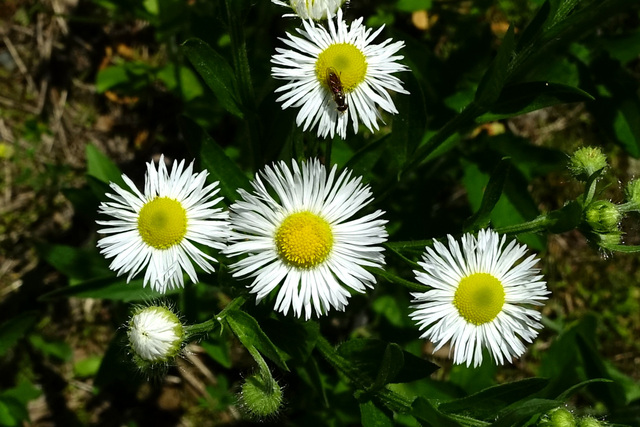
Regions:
[[493, 214, 553, 235], [402, 102, 485, 176], [315, 335, 413, 414], [224, 0, 261, 167], [183, 294, 248, 340], [325, 137, 333, 167]]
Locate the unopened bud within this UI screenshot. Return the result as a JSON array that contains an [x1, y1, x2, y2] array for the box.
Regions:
[[584, 200, 621, 233], [127, 305, 184, 369], [539, 407, 576, 427], [240, 374, 283, 418], [625, 179, 640, 207], [578, 416, 606, 427], [568, 147, 608, 181]]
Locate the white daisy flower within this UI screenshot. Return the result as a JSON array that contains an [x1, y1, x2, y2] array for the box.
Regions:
[[410, 229, 549, 367], [272, 0, 345, 20], [224, 158, 387, 319], [97, 155, 228, 293], [271, 8, 409, 139], [128, 305, 184, 366]]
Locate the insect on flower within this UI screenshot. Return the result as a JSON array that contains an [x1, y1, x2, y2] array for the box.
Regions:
[[326, 67, 348, 113]]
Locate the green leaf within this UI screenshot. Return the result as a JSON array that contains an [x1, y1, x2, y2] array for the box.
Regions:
[[516, 1, 551, 53], [224, 309, 289, 372], [360, 400, 394, 427], [439, 378, 549, 421], [86, 144, 125, 187], [95, 65, 131, 93], [36, 243, 112, 281], [1, 380, 41, 405], [556, 378, 613, 401], [156, 64, 204, 101], [476, 82, 593, 123], [611, 99, 640, 158], [180, 116, 250, 202], [372, 295, 412, 328], [370, 343, 405, 392], [95, 330, 142, 390], [38, 276, 178, 301], [201, 337, 232, 369], [74, 355, 103, 378], [344, 134, 390, 178], [449, 361, 497, 395], [412, 397, 464, 427], [463, 158, 510, 232], [28, 334, 72, 362], [395, 0, 432, 12], [576, 334, 628, 409], [182, 38, 243, 118], [546, 201, 583, 234], [389, 73, 427, 168], [261, 319, 319, 363], [337, 339, 439, 387], [599, 30, 640, 64], [0, 312, 38, 357], [0, 397, 23, 426], [475, 26, 515, 107], [491, 398, 559, 427]]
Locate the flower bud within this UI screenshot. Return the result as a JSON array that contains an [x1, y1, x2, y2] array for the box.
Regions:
[[584, 200, 621, 234], [625, 179, 640, 207], [273, 0, 345, 20], [127, 305, 184, 369], [578, 416, 606, 427], [539, 407, 577, 427], [568, 147, 608, 181], [240, 374, 283, 418]]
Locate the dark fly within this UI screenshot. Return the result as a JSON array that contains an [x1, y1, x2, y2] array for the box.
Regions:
[[326, 67, 348, 113]]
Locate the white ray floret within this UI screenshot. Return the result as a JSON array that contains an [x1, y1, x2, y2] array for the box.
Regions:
[[224, 158, 387, 319], [410, 229, 549, 367], [97, 155, 229, 293], [271, 8, 409, 139]]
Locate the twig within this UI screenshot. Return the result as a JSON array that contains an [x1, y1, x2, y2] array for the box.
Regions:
[[2, 36, 37, 93]]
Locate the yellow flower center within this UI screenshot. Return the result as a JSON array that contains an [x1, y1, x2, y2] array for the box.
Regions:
[[453, 273, 505, 325], [275, 211, 333, 268], [315, 43, 368, 93], [137, 197, 188, 249]]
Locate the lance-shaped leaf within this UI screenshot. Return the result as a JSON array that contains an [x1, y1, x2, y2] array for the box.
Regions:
[[182, 38, 243, 118], [476, 82, 594, 123], [224, 309, 289, 372], [180, 116, 250, 202], [475, 26, 515, 107], [463, 158, 511, 232]]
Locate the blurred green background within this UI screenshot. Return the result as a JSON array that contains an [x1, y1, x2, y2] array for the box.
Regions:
[[1, 0, 639, 425]]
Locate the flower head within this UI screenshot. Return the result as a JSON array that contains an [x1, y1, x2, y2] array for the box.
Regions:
[[224, 159, 387, 319], [127, 305, 184, 368], [97, 155, 228, 292], [568, 146, 608, 181], [271, 8, 409, 139], [410, 229, 549, 367], [272, 0, 345, 20]]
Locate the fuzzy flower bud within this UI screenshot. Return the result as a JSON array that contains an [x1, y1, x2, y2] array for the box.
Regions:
[[578, 416, 606, 427], [568, 147, 608, 181], [584, 200, 621, 234], [240, 374, 283, 418], [625, 179, 640, 207], [539, 407, 577, 427], [127, 305, 184, 368], [271, 0, 345, 20]]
